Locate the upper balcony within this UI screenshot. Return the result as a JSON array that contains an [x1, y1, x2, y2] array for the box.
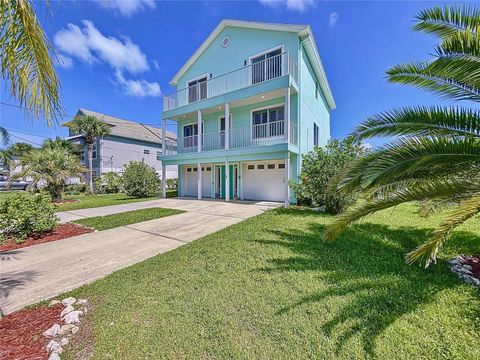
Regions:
[[162, 52, 297, 116]]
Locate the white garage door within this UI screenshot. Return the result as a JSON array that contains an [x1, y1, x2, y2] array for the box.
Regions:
[[242, 161, 285, 202], [183, 166, 212, 198]]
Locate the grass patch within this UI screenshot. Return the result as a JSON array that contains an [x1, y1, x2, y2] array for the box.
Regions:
[[0, 191, 16, 202], [74, 207, 184, 231], [58, 194, 159, 211], [63, 204, 480, 359]]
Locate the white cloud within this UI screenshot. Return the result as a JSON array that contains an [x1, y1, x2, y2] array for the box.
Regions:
[[95, 0, 156, 17], [361, 142, 372, 150], [258, 0, 314, 13], [115, 70, 161, 98], [153, 60, 160, 71], [54, 20, 149, 74], [55, 54, 73, 69], [329, 12, 339, 27]]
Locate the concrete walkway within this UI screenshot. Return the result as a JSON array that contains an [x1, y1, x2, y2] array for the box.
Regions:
[[1, 198, 278, 316]]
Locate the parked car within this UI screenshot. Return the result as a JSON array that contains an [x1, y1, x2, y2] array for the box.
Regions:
[[0, 175, 31, 190]]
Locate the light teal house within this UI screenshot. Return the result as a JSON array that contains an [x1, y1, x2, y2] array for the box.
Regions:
[[160, 20, 335, 205]]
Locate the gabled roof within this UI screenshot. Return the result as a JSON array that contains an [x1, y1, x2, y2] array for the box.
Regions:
[[170, 19, 335, 110], [69, 109, 176, 144]]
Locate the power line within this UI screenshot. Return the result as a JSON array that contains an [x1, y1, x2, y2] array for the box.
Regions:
[[7, 133, 42, 146], [4, 127, 52, 139]]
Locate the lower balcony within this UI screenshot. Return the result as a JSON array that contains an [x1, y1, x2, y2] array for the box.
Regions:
[[163, 120, 297, 156]]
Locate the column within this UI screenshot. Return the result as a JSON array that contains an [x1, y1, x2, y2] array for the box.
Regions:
[[239, 163, 243, 200], [285, 87, 291, 144], [162, 165, 167, 198], [224, 102, 230, 150], [161, 118, 167, 198], [197, 110, 202, 152], [285, 154, 290, 207], [197, 163, 202, 200], [162, 118, 166, 154], [225, 160, 230, 202]]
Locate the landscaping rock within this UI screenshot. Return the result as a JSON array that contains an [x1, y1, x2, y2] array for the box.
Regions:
[[63, 310, 82, 324], [59, 324, 75, 335], [71, 325, 80, 334], [46, 340, 62, 353], [62, 297, 76, 307], [48, 300, 61, 307], [42, 323, 60, 337], [60, 305, 74, 317], [76, 298, 88, 305], [48, 353, 61, 360], [60, 337, 69, 346]]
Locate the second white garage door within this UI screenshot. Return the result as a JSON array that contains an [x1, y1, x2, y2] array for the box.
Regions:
[[242, 160, 285, 202], [183, 166, 212, 198]]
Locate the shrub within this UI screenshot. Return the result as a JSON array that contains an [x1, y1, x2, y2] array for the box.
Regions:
[[0, 192, 58, 242], [166, 178, 178, 190], [65, 183, 88, 195], [122, 161, 160, 197], [291, 137, 367, 214], [95, 172, 123, 194]]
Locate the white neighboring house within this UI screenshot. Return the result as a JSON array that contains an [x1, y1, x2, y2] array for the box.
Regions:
[[65, 109, 178, 181]]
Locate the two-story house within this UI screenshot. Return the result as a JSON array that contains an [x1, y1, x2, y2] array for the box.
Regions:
[[160, 20, 335, 205], [66, 109, 178, 179]]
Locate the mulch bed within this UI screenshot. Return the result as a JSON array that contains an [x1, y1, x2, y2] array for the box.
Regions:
[[0, 223, 92, 253], [0, 304, 63, 360], [464, 254, 480, 279]]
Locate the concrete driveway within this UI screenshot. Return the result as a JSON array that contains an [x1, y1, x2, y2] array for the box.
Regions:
[[0, 198, 278, 316]]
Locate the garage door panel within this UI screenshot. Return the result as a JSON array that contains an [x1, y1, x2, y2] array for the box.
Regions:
[[242, 161, 284, 202]]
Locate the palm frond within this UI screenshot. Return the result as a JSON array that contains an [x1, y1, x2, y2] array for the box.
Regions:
[[352, 106, 480, 141], [0, 0, 62, 124], [386, 62, 480, 102], [436, 29, 480, 58], [406, 193, 480, 267], [413, 6, 480, 37], [417, 198, 461, 218]]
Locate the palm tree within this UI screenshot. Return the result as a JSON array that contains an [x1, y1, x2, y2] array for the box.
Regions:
[[42, 137, 80, 155], [65, 115, 111, 192], [323, 5, 480, 267], [1, 0, 62, 123], [0, 126, 10, 165], [12, 147, 86, 201], [8, 142, 34, 157]]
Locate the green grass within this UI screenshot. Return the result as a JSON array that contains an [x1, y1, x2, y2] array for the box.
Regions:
[[0, 191, 15, 202], [73, 207, 184, 231], [62, 204, 480, 359], [57, 193, 160, 211]]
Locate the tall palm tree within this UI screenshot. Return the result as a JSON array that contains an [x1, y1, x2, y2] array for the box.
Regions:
[[13, 147, 86, 200], [42, 137, 80, 155], [323, 6, 480, 267], [1, 0, 62, 123], [65, 115, 111, 192], [0, 126, 10, 165]]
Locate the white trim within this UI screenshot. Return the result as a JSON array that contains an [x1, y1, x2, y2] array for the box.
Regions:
[[248, 45, 285, 64], [217, 113, 232, 132], [185, 73, 209, 105]]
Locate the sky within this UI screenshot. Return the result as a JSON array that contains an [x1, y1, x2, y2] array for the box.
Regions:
[[0, 0, 466, 148]]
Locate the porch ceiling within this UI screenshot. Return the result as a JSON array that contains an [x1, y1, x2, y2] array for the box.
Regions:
[[169, 86, 296, 122]]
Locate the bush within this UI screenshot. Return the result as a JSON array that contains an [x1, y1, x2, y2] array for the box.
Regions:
[[291, 137, 367, 214], [0, 192, 58, 242], [95, 172, 123, 194], [122, 161, 160, 197], [65, 183, 88, 195], [166, 178, 178, 190]]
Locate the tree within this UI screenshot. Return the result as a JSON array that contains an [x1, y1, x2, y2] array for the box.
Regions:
[[42, 137, 80, 155], [0, 127, 11, 164], [122, 161, 160, 197], [1, 0, 62, 123], [8, 142, 34, 157], [323, 6, 480, 267], [290, 137, 366, 214], [65, 115, 110, 192], [12, 147, 86, 201]]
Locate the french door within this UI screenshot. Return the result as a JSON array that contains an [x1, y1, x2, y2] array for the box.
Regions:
[[251, 48, 282, 84]]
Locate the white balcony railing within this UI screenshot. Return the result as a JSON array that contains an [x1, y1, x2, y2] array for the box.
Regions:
[[163, 52, 297, 112], [163, 120, 298, 156]]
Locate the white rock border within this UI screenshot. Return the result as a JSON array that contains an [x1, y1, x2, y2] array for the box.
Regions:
[[44, 297, 89, 359], [449, 255, 480, 287]]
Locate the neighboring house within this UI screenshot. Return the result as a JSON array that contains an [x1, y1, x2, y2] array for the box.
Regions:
[[66, 109, 178, 180], [160, 20, 335, 205]]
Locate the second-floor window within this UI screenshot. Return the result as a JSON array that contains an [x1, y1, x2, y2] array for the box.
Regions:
[[143, 149, 150, 155], [314, 123, 319, 147], [251, 48, 282, 85], [252, 106, 285, 139], [183, 123, 204, 148], [187, 76, 207, 103]]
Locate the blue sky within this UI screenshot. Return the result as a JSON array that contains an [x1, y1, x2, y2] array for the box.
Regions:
[[0, 1, 462, 147]]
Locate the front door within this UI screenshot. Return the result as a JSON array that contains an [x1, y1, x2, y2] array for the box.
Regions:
[[214, 164, 238, 199]]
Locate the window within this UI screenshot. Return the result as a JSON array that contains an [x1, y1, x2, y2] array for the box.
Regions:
[[202, 167, 205, 171], [80, 150, 85, 164], [206, 167, 212, 171], [315, 81, 320, 99], [314, 123, 319, 147], [219, 115, 232, 147], [257, 164, 265, 170], [252, 106, 285, 139], [187, 168, 192, 172], [278, 163, 285, 169], [193, 167, 198, 171], [183, 123, 204, 148], [187, 76, 207, 103], [156, 151, 161, 160], [267, 164, 275, 169], [247, 164, 255, 170], [143, 149, 150, 155], [92, 143, 97, 160], [251, 48, 282, 84]]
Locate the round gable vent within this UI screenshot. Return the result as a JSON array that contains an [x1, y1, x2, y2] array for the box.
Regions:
[[221, 36, 231, 48]]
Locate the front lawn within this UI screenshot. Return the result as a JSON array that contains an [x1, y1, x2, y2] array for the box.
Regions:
[[73, 207, 184, 231], [64, 204, 479, 359], [57, 193, 160, 211], [0, 191, 16, 202]]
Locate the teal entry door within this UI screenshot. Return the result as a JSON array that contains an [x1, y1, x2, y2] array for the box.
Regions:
[[215, 165, 238, 199]]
